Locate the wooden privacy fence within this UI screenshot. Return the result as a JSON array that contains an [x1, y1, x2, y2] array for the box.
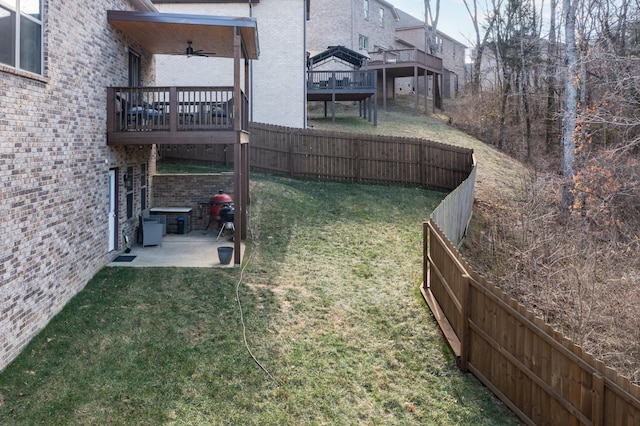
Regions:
[[158, 123, 474, 191], [249, 123, 472, 190], [424, 220, 640, 424], [158, 120, 640, 422]]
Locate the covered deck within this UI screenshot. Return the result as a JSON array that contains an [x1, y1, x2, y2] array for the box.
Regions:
[[106, 86, 249, 145], [107, 10, 259, 265], [368, 48, 443, 113], [307, 46, 378, 125]]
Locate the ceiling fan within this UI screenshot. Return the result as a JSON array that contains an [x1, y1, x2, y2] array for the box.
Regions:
[[185, 41, 215, 57]]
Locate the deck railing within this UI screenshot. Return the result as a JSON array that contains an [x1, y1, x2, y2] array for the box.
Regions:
[[107, 86, 248, 133], [368, 48, 443, 70], [306, 70, 377, 91]]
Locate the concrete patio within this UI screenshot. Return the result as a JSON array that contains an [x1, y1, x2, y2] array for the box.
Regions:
[[107, 230, 243, 268]]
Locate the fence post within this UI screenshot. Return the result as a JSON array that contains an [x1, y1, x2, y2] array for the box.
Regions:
[[354, 137, 360, 183], [424, 221, 431, 289], [459, 273, 471, 372], [591, 372, 605, 426], [288, 128, 294, 177], [420, 142, 426, 189]]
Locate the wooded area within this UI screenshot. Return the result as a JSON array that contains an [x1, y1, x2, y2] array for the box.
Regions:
[[451, 0, 640, 386], [424, 220, 640, 425]]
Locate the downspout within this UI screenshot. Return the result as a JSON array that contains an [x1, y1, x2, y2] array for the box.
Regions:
[[249, 0, 253, 122], [303, 0, 308, 128]]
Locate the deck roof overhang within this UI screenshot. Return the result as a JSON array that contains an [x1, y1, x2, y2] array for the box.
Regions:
[[107, 10, 259, 59]]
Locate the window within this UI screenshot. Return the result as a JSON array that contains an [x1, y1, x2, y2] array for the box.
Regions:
[[363, 0, 369, 20], [128, 50, 141, 86], [0, 0, 43, 74], [358, 35, 369, 51], [125, 166, 134, 219], [379, 7, 384, 27], [140, 163, 147, 212]]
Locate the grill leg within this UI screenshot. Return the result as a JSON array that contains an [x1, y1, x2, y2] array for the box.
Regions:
[[216, 222, 235, 241]]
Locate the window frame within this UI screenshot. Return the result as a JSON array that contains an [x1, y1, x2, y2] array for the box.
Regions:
[[379, 7, 384, 27], [358, 34, 369, 51], [363, 0, 369, 20], [140, 163, 147, 212], [125, 165, 134, 220], [0, 0, 44, 75]]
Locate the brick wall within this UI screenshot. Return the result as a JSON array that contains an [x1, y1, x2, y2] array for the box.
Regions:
[[0, 0, 155, 371], [307, 0, 355, 51], [307, 0, 398, 53], [151, 173, 235, 231]]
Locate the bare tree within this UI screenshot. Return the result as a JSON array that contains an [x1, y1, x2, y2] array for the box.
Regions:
[[545, 0, 560, 152], [423, 0, 441, 55], [424, 0, 443, 109], [561, 0, 578, 212], [464, 0, 498, 96]]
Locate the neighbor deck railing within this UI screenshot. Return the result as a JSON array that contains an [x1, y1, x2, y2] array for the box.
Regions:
[[107, 86, 248, 133], [368, 48, 443, 70], [306, 70, 376, 91]]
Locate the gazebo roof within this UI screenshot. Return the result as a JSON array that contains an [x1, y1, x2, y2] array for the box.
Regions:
[[308, 45, 368, 69]]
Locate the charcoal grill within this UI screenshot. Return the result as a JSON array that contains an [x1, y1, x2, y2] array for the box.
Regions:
[[216, 205, 235, 241]]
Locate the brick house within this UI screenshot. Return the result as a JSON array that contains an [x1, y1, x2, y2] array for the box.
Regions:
[[1, 0, 257, 371], [394, 9, 467, 99], [307, 0, 399, 55], [308, 1, 464, 113]]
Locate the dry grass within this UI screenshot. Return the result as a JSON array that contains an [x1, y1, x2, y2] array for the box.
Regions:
[[462, 170, 640, 385]]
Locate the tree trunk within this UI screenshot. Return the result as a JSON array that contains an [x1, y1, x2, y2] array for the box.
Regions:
[[545, 0, 558, 153], [562, 0, 578, 213]]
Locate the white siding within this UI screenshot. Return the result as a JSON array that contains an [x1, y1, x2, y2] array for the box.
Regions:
[[155, 2, 306, 128]]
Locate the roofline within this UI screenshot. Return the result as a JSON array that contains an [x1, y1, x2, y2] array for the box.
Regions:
[[108, 10, 258, 29], [395, 26, 467, 48], [376, 0, 400, 20], [130, 0, 158, 12]]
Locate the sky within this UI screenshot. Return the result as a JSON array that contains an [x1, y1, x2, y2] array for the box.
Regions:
[[389, 0, 476, 47]]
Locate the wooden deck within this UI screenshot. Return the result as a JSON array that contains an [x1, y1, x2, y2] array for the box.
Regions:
[[368, 48, 443, 74], [366, 48, 443, 112], [306, 70, 377, 101], [107, 86, 249, 145], [306, 70, 378, 124]]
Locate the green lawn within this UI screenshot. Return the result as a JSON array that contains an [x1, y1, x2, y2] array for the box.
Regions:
[[0, 173, 520, 425]]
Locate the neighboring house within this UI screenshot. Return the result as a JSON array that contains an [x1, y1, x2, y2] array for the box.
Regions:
[[394, 9, 467, 99], [467, 47, 500, 92], [308, 2, 465, 106], [1, 0, 256, 371], [307, 0, 399, 56], [152, 0, 307, 128]]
